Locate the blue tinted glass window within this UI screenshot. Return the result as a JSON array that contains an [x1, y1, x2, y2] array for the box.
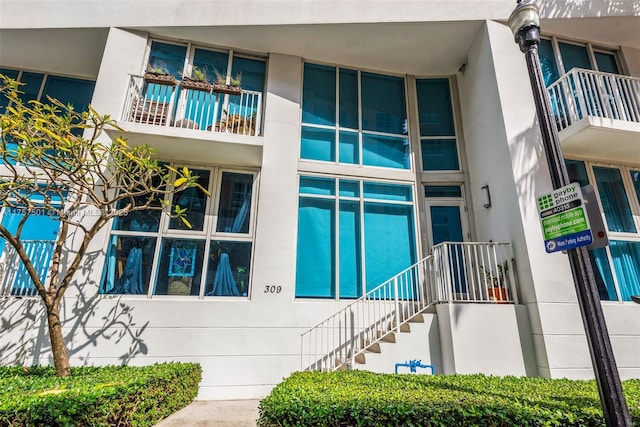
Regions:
[[296, 198, 335, 298], [421, 138, 459, 171], [594, 52, 619, 74], [169, 169, 210, 232], [631, 170, 640, 205], [361, 72, 406, 134], [299, 176, 335, 196], [301, 126, 335, 162], [416, 79, 455, 136], [302, 63, 336, 126], [558, 42, 591, 72], [539, 39, 560, 86], [339, 131, 358, 164], [425, 186, 462, 198], [609, 240, 640, 301], [0, 207, 60, 241], [20, 72, 44, 103], [364, 203, 416, 291], [566, 160, 589, 187], [593, 166, 636, 233], [339, 201, 361, 298], [148, 41, 187, 78], [339, 180, 360, 197], [363, 182, 412, 202], [231, 56, 265, 92], [0, 68, 19, 114], [430, 206, 463, 245], [362, 134, 409, 169], [193, 48, 229, 84], [588, 248, 616, 301], [339, 68, 358, 129], [41, 76, 95, 113], [216, 172, 253, 234]]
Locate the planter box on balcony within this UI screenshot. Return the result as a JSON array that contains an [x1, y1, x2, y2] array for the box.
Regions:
[[181, 78, 211, 92], [144, 73, 177, 86], [211, 82, 242, 95]]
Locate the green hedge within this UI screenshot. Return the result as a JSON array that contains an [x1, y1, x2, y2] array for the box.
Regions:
[[258, 371, 640, 427], [0, 362, 201, 427]]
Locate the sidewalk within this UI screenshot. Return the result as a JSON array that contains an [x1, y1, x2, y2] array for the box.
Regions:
[[155, 399, 261, 427]]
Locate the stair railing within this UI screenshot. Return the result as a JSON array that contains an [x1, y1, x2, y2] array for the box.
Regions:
[[300, 255, 437, 371]]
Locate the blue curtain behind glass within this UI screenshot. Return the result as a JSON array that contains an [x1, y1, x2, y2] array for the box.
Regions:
[[362, 134, 409, 169], [588, 247, 617, 300], [339, 131, 358, 164], [296, 198, 336, 298], [363, 203, 416, 292], [538, 39, 560, 86], [302, 64, 336, 126], [593, 166, 636, 233], [301, 126, 335, 162], [339, 201, 361, 298], [609, 241, 640, 301]]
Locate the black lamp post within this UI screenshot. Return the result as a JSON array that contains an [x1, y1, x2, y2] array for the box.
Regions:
[[508, 1, 631, 426]]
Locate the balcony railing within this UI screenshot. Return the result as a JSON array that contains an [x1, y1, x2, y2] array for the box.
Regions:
[[0, 240, 55, 297], [547, 68, 640, 132], [122, 75, 263, 136]]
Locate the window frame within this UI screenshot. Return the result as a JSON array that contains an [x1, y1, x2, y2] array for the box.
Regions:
[[566, 157, 640, 303], [295, 173, 420, 300], [299, 60, 413, 172], [101, 163, 259, 299], [541, 36, 625, 78]]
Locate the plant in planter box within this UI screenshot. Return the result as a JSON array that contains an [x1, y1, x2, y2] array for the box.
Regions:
[[211, 69, 242, 95], [181, 66, 211, 92], [144, 61, 177, 86], [480, 261, 510, 302]]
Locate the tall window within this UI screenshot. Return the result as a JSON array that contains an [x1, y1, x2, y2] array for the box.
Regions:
[[416, 78, 460, 171], [300, 63, 409, 170], [566, 159, 640, 302], [101, 166, 256, 298], [295, 176, 417, 299]]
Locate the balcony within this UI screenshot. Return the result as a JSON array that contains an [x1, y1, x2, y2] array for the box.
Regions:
[[0, 240, 54, 297], [113, 75, 265, 167], [547, 69, 640, 163]]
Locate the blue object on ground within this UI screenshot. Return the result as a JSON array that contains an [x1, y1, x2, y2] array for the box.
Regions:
[[395, 359, 434, 374]]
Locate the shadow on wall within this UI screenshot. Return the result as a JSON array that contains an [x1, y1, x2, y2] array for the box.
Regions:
[[540, 0, 639, 18], [0, 249, 150, 367]]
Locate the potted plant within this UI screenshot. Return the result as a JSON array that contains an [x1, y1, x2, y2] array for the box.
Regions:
[[211, 70, 242, 95], [181, 66, 211, 92], [144, 62, 177, 86], [480, 261, 510, 303]]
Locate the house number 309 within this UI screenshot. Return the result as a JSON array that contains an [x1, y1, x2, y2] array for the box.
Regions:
[[264, 285, 282, 294]]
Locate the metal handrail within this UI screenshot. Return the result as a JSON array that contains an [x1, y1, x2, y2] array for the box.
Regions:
[[300, 241, 517, 372]]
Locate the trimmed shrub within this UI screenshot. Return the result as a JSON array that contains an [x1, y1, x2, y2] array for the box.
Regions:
[[0, 362, 201, 427], [258, 371, 640, 426]]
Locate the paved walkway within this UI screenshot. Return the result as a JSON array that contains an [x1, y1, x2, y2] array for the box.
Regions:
[[155, 400, 261, 427]]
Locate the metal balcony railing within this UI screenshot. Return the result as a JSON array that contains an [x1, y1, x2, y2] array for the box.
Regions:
[[547, 68, 640, 132], [0, 240, 55, 297], [300, 242, 517, 372], [122, 75, 263, 136]]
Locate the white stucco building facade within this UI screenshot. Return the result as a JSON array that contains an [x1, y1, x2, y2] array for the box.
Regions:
[[1, 0, 639, 400]]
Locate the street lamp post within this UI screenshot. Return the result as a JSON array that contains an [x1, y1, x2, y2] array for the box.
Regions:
[[508, 1, 632, 426]]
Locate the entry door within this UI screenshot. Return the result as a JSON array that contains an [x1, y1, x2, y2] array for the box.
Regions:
[[425, 200, 468, 247], [425, 199, 470, 294]]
